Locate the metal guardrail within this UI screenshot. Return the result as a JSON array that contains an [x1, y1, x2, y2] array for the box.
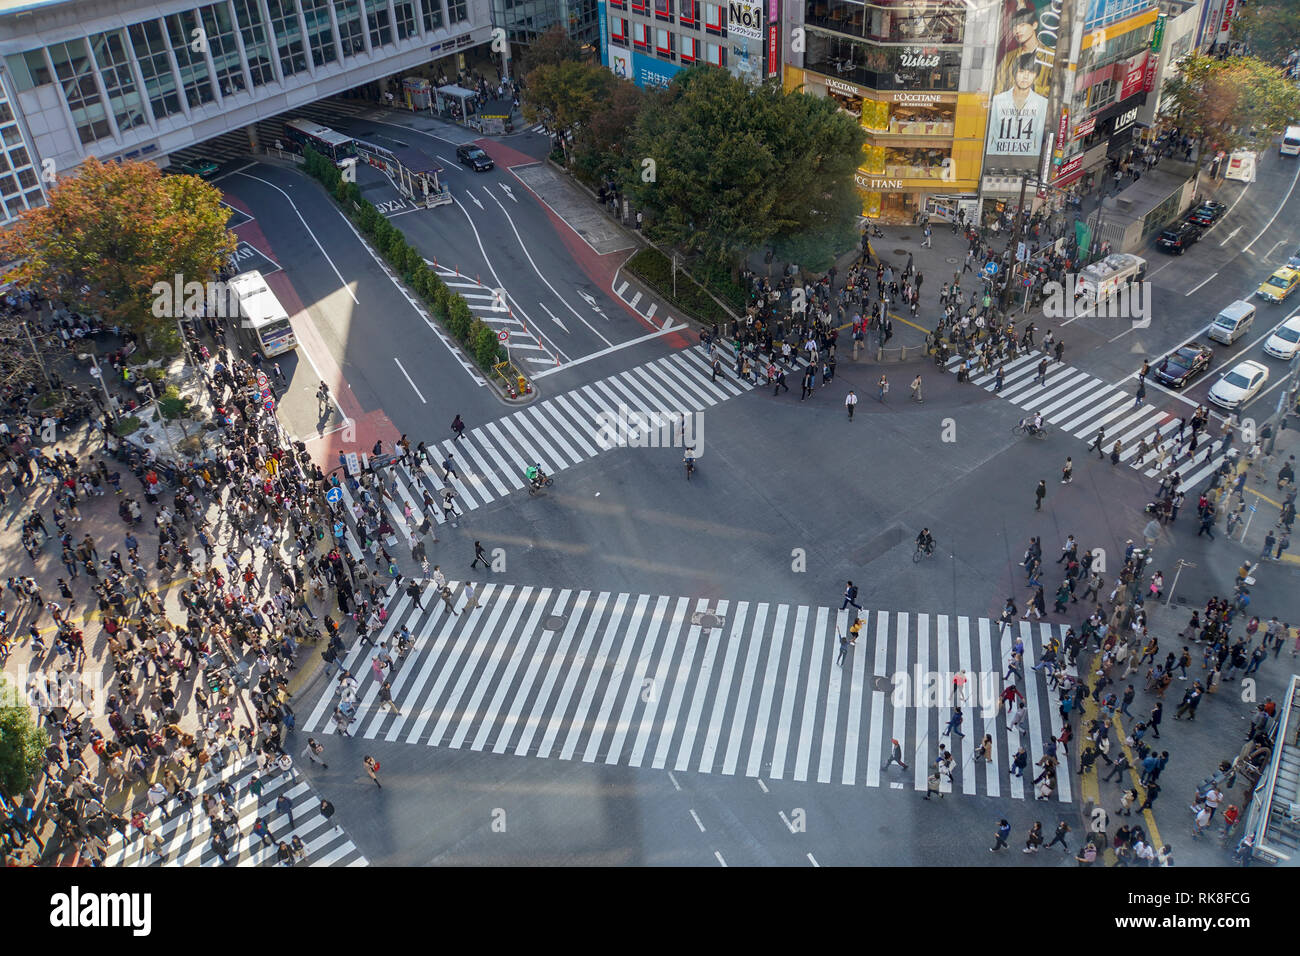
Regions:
[[1244, 673, 1300, 863]]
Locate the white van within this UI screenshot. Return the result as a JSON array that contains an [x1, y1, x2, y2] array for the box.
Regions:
[[1224, 150, 1257, 182], [1281, 126, 1300, 157], [1076, 253, 1148, 304], [1208, 299, 1257, 345]]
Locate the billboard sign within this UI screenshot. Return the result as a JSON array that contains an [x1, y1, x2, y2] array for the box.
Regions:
[[1117, 52, 1147, 100], [1220, 0, 1235, 35], [1073, 115, 1096, 139], [728, 0, 764, 40], [768, 24, 779, 77], [987, 0, 1062, 156], [609, 45, 632, 81]]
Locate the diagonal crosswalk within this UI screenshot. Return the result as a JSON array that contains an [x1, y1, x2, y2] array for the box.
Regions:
[[329, 345, 790, 560], [104, 757, 367, 867], [947, 352, 1230, 489], [303, 583, 1081, 802]]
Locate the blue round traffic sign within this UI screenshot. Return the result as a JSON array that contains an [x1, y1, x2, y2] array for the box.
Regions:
[[326, 487, 342, 504]]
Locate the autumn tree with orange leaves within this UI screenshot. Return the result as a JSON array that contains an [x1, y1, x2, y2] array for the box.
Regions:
[[0, 157, 235, 353]]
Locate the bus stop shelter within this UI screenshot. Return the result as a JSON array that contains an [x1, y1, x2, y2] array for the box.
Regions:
[[434, 84, 478, 122], [390, 146, 450, 207]]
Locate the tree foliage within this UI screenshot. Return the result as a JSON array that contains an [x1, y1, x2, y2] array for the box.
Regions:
[[0, 157, 235, 349], [621, 66, 866, 271], [521, 23, 583, 75], [572, 78, 647, 186], [1162, 55, 1300, 159], [1236, 0, 1300, 65], [0, 689, 49, 798], [521, 58, 615, 154]]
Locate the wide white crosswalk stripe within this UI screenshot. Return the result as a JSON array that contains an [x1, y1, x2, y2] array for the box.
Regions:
[[303, 586, 1078, 800], [104, 757, 366, 866], [950, 350, 1229, 492]]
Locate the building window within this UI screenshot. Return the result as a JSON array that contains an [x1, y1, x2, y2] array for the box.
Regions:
[[0, 80, 43, 225], [300, 0, 340, 67], [681, 35, 698, 61], [365, 0, 393, 47], [422, 0, 445, 31], [704, 2, 724, 35], [128, 20, 184, 117], [89, 30, 148, 133], [656, 27, 675, 57], [654, 0, 673, 19], [47, 38, 112, 144], [679, 0, 697, 26], [633, 22, 650, 49], [632, 0, 647, 12], [166, 11, 218, 106], [200, 3, 251, 94], [334, 0, 367, 56], [609, 0, 626, 7], [705, 40, 725, 65], [394, 0, 418, 38], [611, 17, 628, 43], [265, 0, 309, 75], [448, 0, 469, 25], [3, 51, 54, 91], [231, 0, 277, 85]]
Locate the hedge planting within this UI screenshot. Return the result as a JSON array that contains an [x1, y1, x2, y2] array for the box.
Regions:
[[624, 247, 735, 326], [299, 146, 506, 377]]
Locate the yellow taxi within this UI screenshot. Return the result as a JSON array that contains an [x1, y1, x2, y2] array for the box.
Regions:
[[1256, 266, 1300, 303]]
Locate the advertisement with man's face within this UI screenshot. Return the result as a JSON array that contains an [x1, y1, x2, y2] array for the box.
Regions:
[[987, 0, 1061, 156]]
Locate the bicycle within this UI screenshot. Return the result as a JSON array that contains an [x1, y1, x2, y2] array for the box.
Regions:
[[685, 457, 696, 480], [913, 544, 936, 562], [1011, 422, 1049, 440], [526, 475, 553, 496]]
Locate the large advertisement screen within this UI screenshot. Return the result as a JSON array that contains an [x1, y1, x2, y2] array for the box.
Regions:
[[986, 0, 1061, 156]]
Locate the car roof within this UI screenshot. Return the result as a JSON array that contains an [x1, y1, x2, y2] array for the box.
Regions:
[[1229, 359, 1268, 375], [1269, 266, 1300, 279]]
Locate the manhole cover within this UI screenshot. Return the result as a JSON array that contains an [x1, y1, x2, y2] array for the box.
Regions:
[[893, 248, 909, 256], [873, 676, 892, 692], [691, 611, 723, 629], [543, 615, 566, 630], [945, 257, 958, 264]]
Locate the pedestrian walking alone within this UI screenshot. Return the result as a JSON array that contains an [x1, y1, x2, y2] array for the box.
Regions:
[[991, 819, 1011, 851], [1061, 457, 1073, 484], [1035, 480, 1046, 511], [364, 755, 382, 788], [883, 738, 908, 771], [302, 738, 328, 769], [845, 390, 857, 420], [878, 375, 888, 402], [470, 541, 489, 570]]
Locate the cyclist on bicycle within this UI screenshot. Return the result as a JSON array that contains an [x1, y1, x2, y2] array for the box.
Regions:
[[525, 463, 547, 489], [1018, 412, 1045, 435], [916, 528, 935, 555], [683, 446, 697, 467]]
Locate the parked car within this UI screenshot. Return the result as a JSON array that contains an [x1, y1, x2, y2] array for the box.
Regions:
[[170, 157, 220, 179], [1256, 266, 1300, 303], [1208, 359, 1269, 410], [1263, 315, 1300, 360], [1153, 342, 1213, 388], [1155, 221, 1201, 254], [1184, 200, 1227, 226], [456, 144, 494, 172]]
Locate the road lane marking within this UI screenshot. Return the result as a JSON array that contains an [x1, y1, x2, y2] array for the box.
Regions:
[[393, 358, 426, 403], [538, 301, 570, 332], [689, 809, 706, 832], [1242, 158, 1300, 253], [1185, 272, 1217, 296]]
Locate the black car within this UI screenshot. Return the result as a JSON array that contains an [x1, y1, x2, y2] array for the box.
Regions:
[[1156, 221, 1201, 254], [456, 144, 494, 172], [1185, 199, 1227, 227], [1153, 341, 1213, 388]]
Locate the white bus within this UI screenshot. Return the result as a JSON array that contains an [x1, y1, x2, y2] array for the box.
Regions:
[[283, 118, 357, 166], [1076, 253, 1148, 304], [228, 270, 297, 358], [1281, 126, 1300, 157]]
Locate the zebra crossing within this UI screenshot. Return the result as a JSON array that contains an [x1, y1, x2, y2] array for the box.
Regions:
[[948, 351, 1229, 490], [428, 263, 558, 367], [328, 344, 783, 560], [303, 583, 1078, 802], [105, 756, 367, 867]]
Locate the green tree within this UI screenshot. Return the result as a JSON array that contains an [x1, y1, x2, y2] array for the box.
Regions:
[[622, 67, 865, 271], [448, 296, 474, 339], [1236, 0, 1300, 65], [0, 157, 235, 351], [573, 78, 646, 187], [521, 22, 584, 76], [0, 687, 48, 798], [1163, 55, 1300, 163], [472, 318, 503, 368], [522, 59, 615, 162]]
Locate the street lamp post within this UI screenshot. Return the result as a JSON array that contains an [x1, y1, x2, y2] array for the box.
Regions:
[[80, 351, 117, 421], [138, 378, 179, 462], [1165, 558, 1196, 607]]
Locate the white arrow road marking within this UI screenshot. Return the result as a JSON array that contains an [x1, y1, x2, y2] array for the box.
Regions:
[[538, 302, 570, 333], [499, 183, 518, 202], [577, 288, 607, 318], [1218, 225, 1242, 246], [466, 190, 483, 210]]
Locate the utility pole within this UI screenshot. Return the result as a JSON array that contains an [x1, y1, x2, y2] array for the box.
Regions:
[[21, 319, 52, 392], [1165, 558, 1196, 607]]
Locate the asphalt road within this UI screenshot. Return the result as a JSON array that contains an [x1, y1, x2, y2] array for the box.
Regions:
[[209, 108, 1300, 867]]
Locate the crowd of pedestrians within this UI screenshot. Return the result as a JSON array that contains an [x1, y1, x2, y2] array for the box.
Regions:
[[0, 295, 421, 866]]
